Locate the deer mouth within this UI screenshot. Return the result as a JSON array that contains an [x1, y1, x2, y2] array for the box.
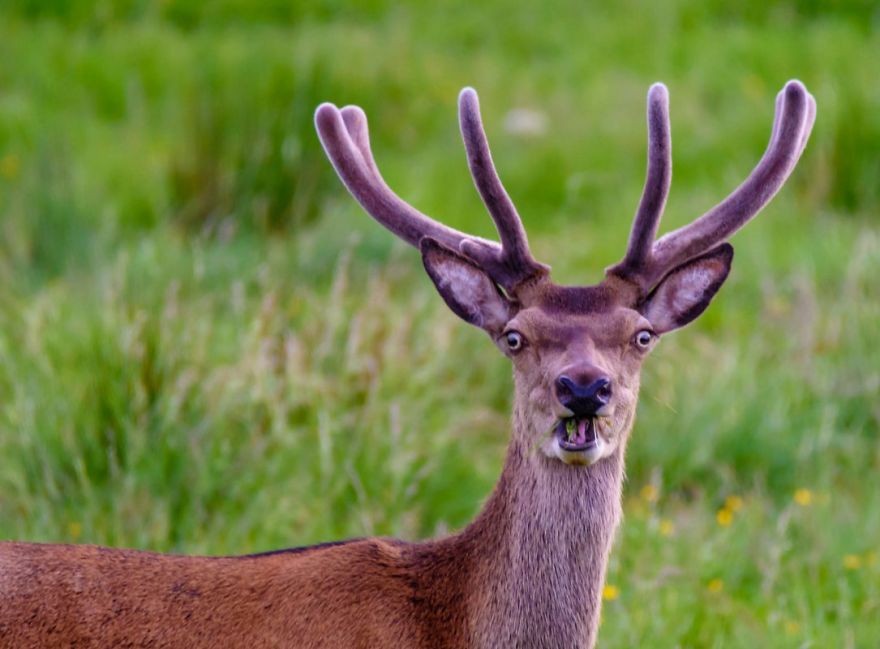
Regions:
[[556, 417, 599, 452]]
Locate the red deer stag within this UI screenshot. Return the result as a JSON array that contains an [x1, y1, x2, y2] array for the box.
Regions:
[[0, 80, 815, 648]]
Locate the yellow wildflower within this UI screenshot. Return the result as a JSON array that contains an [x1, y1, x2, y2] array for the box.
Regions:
[[793, 488, 813, 506], [0, 153, 20, 179], [639, 484, 658, 503], [68, 521, 82, 540], [716, 508, 733, 527], [707, 578, 724, 593], [843, 554, 862, 570], [724, 495, 743, 512], [659, 519, 675, 537], [784, 620, 800, 635], [602, 584, 620, 601]]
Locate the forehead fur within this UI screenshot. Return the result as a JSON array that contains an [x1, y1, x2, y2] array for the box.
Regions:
[[533, 284, 620, 314], [523, 278, 638, 315], [506, 280, 648, 348], [512, 303, 645, 348]]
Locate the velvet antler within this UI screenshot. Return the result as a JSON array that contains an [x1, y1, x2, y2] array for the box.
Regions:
[[608, 80, 817, 292], [315, 89, 547, 294]]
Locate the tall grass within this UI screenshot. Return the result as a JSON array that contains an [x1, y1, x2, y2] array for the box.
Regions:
[[0, 1, 877, 646]]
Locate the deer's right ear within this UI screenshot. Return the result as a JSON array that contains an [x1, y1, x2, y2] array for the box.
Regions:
[[640, 243, 733, 334], [420, 237, 512, 335]]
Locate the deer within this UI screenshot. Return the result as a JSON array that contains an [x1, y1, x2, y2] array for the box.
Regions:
[[0, 80, 815, 648]]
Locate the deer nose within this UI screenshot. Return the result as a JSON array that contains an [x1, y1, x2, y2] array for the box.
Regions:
[[555, 375, 613, 417]]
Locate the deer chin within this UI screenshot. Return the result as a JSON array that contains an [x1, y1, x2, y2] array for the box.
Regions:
[[546, 416, 615, 466]]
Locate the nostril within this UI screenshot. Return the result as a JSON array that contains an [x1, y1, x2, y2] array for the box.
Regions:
[[556, 375, 575, 399], [593, 378, 612, 404], [556, 375, 611, 414]]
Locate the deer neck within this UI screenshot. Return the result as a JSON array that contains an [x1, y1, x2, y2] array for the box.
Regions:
[[461, 403, 630, 648]]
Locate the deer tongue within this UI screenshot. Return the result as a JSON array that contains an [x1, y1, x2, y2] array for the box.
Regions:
[[573, 418, 593, 446], [560, 417, 597, 448]]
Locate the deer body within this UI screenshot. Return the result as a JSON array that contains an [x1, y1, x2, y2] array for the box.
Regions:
[[0, 454, 623, 648], [0, 81, 815, 648], [1, 414, 625, 648]]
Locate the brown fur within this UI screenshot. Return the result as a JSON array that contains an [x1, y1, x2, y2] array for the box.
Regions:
[[0, 439, 625, 649], [0, 278, 662, 649], [0, 82, 815, 648]]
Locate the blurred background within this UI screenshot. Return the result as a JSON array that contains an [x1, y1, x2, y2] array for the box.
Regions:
[[0, 0, 877, 645]]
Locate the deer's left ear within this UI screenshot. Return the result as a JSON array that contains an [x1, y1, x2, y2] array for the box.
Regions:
[[640, 243, 733, 334], [420, 237, 512, 335]]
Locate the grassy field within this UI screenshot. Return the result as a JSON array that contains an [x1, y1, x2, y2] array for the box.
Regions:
[[0, 1, 878, 646]]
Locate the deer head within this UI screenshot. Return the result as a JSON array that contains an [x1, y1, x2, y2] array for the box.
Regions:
[[315, 81, 815, 468]]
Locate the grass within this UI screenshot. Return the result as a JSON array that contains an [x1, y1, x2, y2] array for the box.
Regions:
[[0, 1, 878, 646]]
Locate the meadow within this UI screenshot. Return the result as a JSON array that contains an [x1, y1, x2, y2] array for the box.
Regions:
[[0, 1, 878, 646]]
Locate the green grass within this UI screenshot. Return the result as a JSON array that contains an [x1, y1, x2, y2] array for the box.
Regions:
[[0, 2, 878, 646]]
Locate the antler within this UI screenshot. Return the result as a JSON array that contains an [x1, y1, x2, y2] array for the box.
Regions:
[[315, 89, 548, 293], [608, 80, 817, 292], [616, 83, 673, 277]]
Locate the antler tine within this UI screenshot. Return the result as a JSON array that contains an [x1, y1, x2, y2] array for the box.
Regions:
[[338, 105, 381, 178], [768, 85, 815, 158], [798, 89, 817, 158], [458, 89, 529, 259], [314, 102, 501, 257], [457, 88, 549, 291], [644, 80, 815, 287], [613, 83, 672, 279]]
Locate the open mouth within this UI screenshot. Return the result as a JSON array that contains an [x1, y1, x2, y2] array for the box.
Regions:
[[556, 417, 599, 452]]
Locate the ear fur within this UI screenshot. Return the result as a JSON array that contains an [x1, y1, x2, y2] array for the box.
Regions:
[[420, 237, 512, 334], [641, 243, 733, 334]]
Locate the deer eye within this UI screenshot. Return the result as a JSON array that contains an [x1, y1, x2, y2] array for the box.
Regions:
[[504, 331, 525, 352], [634, 329, 654, 349]]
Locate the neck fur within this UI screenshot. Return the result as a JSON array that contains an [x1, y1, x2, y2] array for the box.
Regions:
[[458, 405, 628, 648]]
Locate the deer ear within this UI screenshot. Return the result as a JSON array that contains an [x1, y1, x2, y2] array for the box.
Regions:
[[420, 237, 512, 335], [641, 244, 733, 334]]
